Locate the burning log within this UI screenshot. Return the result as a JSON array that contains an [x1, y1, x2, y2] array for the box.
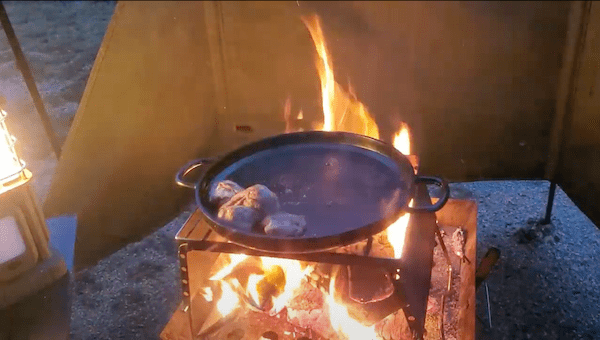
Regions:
[[253, 265, 286, 311], [347, 264, 394, 303], [330, 264, 405, 326], [339, 234, 397, 305]]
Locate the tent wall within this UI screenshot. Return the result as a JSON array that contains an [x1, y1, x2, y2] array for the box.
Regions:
[[553, 2, 600, 227], [43, 2, 218, 269], [44, 1, 574, 269], [209, 1, 571, 180]]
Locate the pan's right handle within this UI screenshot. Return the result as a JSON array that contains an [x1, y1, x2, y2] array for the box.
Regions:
[[175, 158, 213, 189], [405, 176, 450, 212]]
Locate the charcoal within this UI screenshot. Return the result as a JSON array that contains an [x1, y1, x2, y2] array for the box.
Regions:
[[262, 212, 307, 237], [209, 180, 244, 206], [225, 184, 280, 217], [217, 205, 261, 231]]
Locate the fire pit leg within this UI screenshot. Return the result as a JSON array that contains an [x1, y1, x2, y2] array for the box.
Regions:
[[178, 243, 195, 337], [391, 275, 424, 340]]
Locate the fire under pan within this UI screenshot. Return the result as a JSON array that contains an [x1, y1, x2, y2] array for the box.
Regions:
[[162, 158, 476, 340]]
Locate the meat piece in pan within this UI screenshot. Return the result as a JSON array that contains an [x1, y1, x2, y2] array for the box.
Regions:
[[217, 205, 261, 231], [262, 212, 307, 237], [209, 180, 244, 206], [224, 184, 280, 217]]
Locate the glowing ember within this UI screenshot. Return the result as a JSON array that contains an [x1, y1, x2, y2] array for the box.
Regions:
[[216, 281, 240, 317]]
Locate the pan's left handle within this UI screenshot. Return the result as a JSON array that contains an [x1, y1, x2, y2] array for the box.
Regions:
[[175, 158, 214, 189]]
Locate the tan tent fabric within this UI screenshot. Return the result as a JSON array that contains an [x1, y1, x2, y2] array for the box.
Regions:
[[45, 1, 578, 268], [44, 2, 218, 269]]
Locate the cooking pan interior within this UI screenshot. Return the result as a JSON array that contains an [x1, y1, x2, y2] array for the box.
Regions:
[[197, 133, 415, 251]]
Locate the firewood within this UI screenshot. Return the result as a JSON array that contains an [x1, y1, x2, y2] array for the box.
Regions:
[[255, 265, 286, 311]]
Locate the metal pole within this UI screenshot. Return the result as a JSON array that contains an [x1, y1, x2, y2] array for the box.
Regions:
[[0, 2, 62, 158], [542, 181, 557, 225]]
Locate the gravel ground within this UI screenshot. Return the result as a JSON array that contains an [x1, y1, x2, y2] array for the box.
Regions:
[[0, 1, 115, 201], [0, 2, 599, 339], [458, 181, 600, 340]]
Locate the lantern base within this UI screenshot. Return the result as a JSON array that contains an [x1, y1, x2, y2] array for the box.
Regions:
[[0, 257, 70, 340], [0, 247, 66, 309]]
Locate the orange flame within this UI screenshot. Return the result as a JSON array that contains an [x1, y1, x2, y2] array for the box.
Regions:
[[327, 276, 378, 340], [386, 123, 412, 259], [393, 123, 411, 156], [209, 254, 248, 281], [301, 15, 379, 139], [216, 280, 240, 316]]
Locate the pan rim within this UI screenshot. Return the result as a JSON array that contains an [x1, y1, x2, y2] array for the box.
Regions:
[[195, 131, 416, 253]]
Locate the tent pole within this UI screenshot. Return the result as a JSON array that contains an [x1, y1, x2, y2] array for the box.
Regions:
[[542, 181, 557, 225], [0, 2, 62, 158]]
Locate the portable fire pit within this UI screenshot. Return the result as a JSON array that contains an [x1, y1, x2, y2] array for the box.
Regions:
[[162, 13, 475, 340], [161, 154, 476, 340]]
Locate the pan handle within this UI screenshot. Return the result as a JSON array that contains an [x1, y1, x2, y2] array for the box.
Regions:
[[405, 176, 450, 213], [175, 158, 214, 189]]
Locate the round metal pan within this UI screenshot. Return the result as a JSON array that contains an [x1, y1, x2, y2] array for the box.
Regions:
[[176, 131, 449, 253]]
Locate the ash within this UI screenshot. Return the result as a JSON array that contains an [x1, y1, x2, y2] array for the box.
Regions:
[[426, 226, 465, 340]]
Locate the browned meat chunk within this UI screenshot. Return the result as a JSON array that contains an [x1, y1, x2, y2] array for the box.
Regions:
[[209, 180, 244, 206], [224, 184, 280, 217], [217, 205, 261, 231], [262, 212, 307, 237]]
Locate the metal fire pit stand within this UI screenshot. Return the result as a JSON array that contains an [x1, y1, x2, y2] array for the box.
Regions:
[[177, 235, 420, 338], [174, 156, 438, 340]]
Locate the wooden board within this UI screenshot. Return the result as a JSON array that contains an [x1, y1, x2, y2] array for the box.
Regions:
[[160, 198, 476, 340]]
